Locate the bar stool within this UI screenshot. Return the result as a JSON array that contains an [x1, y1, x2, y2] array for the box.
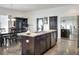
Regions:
[[3, 34, 11, 47], [0, 34, 4, 47], [10, 33, 17, 44]]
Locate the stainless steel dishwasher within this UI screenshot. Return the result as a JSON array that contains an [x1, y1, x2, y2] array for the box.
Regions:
[[51, 32, 57, 47]]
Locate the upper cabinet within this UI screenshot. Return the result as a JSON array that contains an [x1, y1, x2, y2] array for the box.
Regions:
[[49, 16, 57, 30], [14, 17, 28, 33]]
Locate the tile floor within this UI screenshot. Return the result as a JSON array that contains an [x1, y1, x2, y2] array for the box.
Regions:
[[0, 42, 21, 55], [0, 38, 79, 55], [44, 38, 78, 55]]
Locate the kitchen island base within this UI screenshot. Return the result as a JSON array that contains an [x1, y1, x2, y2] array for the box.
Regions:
[[18, 30, 57, 55]]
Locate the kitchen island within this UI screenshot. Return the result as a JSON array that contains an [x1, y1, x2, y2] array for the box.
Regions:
[[18, 30, 57, 55]]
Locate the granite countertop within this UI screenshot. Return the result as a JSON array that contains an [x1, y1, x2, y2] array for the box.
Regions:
[[17, 30, 57, 37]]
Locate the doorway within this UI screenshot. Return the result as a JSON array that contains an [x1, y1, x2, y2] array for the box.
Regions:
[[60, 16, 78, 40]]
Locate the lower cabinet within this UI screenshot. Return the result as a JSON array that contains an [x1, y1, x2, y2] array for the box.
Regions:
[[46, 33, 51, 50], [22, 36, 34, 55], [40, 35, 46, 54], [34, 36, 40, 55], [21, 32, 57, 55]]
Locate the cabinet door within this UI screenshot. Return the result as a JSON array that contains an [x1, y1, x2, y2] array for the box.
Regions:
[[22, 36, 34, 55], [49, 16, 57, 29], [15, 18, 28, 33], [40, 35, 46, 54], [34, 36, 40, 55], [46, 34, 51, 49]]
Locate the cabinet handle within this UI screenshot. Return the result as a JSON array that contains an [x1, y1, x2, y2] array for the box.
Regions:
[[26, 40, 29, 43]]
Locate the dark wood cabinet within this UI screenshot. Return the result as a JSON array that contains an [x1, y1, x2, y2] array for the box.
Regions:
[[22, 36, 34, 55], [15, 17, 28, 33], [61, 29, 70, 38], [34, 36, 40, 55], [34, 34, 51, 55], [46, 33, 51, 50], [40, 35, 46, 54], [49, 16, 57, 29], [21, 31, 57, 55]]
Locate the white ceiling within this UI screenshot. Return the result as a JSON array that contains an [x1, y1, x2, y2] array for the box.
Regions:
[[0, 4, 75, 12]]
